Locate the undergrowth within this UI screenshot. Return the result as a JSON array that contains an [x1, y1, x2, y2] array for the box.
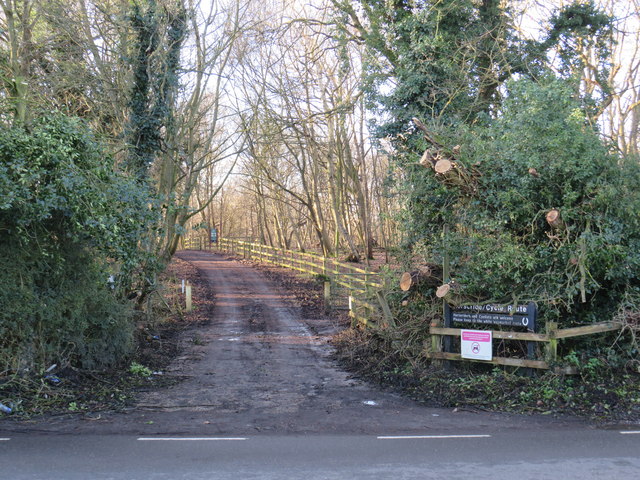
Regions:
[[0, 263, 192, 419], [333, 328, 640, 422]]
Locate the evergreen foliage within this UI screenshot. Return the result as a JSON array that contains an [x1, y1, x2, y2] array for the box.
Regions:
[[338, 0, 536, 136], [342, 0, 637, 360], [126, 0, 187, 179], [542, 0, 615, 117], [0, 115, 155, 372], [408, 78, 640, 329]]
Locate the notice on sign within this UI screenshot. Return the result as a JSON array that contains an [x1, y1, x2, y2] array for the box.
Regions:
[[460, 329, 492, 361]]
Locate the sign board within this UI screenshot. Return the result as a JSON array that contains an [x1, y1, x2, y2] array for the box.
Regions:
[[461, 329, 492, 361], [445, 302, 537, 332], [442, 302, 537, 361], [210, 228, 218, 243]]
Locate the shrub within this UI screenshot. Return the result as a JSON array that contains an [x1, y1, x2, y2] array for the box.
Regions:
[[0, 115, 150, 372], [400, 78, 640, 357]]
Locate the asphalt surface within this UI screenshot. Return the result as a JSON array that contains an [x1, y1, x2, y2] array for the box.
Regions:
[[1, 430, 640, 479]]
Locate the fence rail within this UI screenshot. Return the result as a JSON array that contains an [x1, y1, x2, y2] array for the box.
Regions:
[[182, 235, 624, 373], [183, 236, 386, 320], [427, 320, 623, 372], [215, 238, 383, 292]]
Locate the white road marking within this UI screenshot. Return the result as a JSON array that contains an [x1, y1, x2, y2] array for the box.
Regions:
[[137, 437, 247, 441], [0, 438, 10, 441], [378, 435, 491, 440], [620, 431, 640, 435]]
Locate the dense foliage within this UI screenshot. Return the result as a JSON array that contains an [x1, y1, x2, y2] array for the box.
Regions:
[[408, 79, 640, 329], [126, 0, 187, 179], [343, 0, 639, 364], [337, 0, 537, 135], [0, 116, 156, 372]]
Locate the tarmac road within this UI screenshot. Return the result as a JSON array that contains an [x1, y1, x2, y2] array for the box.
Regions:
[[1, 430, 640, 479]]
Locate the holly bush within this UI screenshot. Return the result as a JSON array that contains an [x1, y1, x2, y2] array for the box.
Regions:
[[0, 115, 156, 372]]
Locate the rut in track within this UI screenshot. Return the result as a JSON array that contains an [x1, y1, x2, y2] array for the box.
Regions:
[[131, 251, 578, 435]]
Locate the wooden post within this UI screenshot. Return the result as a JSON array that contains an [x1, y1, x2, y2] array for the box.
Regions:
[[185, 282, 192, 312], [442, 225, 450, 284], [546, 322, 558, 364], [324, 281, 331, 313], [348, 295, 355, 327], [376, 291, 395, 328], [432, 225, 450, 367]]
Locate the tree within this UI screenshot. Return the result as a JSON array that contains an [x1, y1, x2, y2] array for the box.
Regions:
[[332, 0, 528, 133], [220, 0, 392, 260], [409, 78, 640, 333], [0, 0, 37, 125], [540, 0, 615, 123]]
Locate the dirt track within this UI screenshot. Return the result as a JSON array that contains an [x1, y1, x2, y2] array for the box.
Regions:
[[2, 251, 583, 435]]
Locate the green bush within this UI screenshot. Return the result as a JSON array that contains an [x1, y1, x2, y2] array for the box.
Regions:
[[0, 115, 151, 373], [403, 78, 640, 334], [0, 244, 133, 372]]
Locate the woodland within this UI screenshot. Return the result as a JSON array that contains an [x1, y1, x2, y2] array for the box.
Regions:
[[1, 0, 640, 386]]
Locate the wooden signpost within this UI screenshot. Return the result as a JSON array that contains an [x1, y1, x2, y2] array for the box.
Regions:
[[443, 302, 538, 361]]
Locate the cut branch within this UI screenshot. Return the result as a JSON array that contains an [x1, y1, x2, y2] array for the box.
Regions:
[[413, 118, 479, 196], [399, 265, 443, 291], [436, 284, 451, 298], [434, 159, 453, 174], [546, 209, 563, 229]]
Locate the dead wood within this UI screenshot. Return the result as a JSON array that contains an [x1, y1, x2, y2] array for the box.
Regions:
[[412, 118, 479, 196], [400, 265, 443, 291], [546, 209, 563, 229], [436, 284, 451, 298]]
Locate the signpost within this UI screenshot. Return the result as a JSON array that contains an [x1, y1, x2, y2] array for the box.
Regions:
[[446, 302, 537, 331], [443, 302, 538, 361], [210, 228, 218, 244]]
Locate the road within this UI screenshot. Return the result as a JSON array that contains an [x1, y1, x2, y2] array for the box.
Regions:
[[1, 430, 640, 479], [1, 251, 639, 477]]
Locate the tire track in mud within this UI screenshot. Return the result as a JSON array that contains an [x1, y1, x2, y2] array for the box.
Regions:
[[131, 251, 580, 435]]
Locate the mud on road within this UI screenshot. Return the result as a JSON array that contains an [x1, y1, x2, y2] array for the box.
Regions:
[[1, 251, 583, 435]]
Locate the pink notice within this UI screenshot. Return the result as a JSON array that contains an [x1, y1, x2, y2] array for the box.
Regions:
[[461, 331, 491, 342]]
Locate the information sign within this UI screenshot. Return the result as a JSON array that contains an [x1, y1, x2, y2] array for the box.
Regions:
[[442, 302, 538, 361], [445, 302, 537, 332], [461, 329, 492, 361]]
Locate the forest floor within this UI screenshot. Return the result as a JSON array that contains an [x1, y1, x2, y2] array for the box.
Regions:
[[0, 250, 597, 435]]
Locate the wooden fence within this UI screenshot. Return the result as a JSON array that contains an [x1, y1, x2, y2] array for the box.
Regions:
[[182, 235, 624, 373], [427, 320, 623, 373], [182, 235, 388, 324]]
